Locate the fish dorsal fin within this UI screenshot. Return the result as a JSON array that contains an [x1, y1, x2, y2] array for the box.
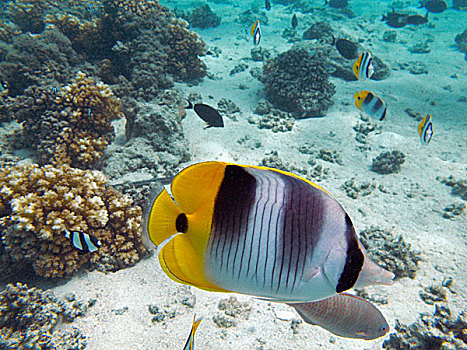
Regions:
[[251, 20, 258, 37], [418, 114, 428, 137], [158, 233, 229, 293]]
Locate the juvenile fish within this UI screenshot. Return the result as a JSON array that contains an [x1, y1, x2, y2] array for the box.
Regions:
[[64, 229, 101, 253], [289, 293, 390, 340]]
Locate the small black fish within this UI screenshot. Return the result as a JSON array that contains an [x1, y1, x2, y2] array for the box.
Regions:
[[265, 0, 271, 11], [292, 14, 298, 29], [324, 0, 348, 9], [421, 0, 447, 13], [406, 13, 429, 25], [64, 229, 101, 253], [382, 9, 408, 28], [186, 100, 224, 128]]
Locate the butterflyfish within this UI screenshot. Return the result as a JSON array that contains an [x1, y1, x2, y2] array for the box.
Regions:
[[186, 100, 224, 128], [251, 20, 261, 46], [418, 114, 433, 144], [64, 229, 101, 253], [353, 52, 374, 80], [183, 315, 202, 350], [289, 292, 389, 340], [354, 91, 387, 121], [147, 162, 394, 303]]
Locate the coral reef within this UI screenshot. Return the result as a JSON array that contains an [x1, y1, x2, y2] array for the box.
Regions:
[[13, 72, 123, 169], [317, 149, 343, 165], [0, 163, 146, 278], [263, 48, 336, 118], [302, 21, 333, 40], [249, 110, 295, 133], [0, 282, 87, 350], [6, 0, 49, 34], [455, 28, 467, 58], [359, 227, 421, 279], [371, 150, 406, 174], [342, 179, 376, 199], [180, 4, 221, 29], [438, 176, 467, 200], [383, 303, 467, 350], [442, 202, 465, 219], [218, 297, 252, 319], [251, 47, 271, 62], [230, 63, 248, 76]]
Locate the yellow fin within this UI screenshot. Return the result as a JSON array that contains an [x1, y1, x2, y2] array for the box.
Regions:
[[147, 188, 181, 246], [158, 234, 229, 293], [353, 54, 361, 79], [251, 20, 258, 37]]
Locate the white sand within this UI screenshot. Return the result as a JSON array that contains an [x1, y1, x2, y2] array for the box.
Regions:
[[51, 1, 466, 349]]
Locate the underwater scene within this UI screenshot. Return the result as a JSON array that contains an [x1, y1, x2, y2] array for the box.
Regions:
[[0, 0, 466, 349]]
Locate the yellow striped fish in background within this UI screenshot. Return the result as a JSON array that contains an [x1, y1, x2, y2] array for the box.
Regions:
[[251, 20, 261, 46], [418, 114, 433, 144], [353, 52, 374, 80], [147, 162, 394, 303], [354, 90, 387, 121], [288, 293, 389, 340], [183, 315, 202, 350]]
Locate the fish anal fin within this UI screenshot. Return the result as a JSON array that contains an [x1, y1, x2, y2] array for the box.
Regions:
[[158, 234, 229, 293]]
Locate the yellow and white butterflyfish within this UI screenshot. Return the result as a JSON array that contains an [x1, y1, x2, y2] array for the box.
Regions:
[[354, 90, 387, 121], [353, 52, 374, 80], [418, 114, 433, 145], [183, 315, 202, 350], [147, 162, 394, 303], [251, 20, 261, 46]]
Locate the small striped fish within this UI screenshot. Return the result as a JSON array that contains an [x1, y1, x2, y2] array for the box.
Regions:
[[251, 20, 261, 46], [183, 315, 202, 350], [147, 162, 394, 303], [289, 293, 389, 340], [354, 90, 387, 121], [353, 52, 374, 80], [418, 114, 433, 144], [64, 229, 101, 253]]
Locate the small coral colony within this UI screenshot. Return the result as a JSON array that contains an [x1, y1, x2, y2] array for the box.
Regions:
[[0, 0, 464, 349]]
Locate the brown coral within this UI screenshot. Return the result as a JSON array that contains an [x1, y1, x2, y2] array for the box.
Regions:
[[166, 19, 207, 82], [0, 163, 146, 278], [15, 71, 123, 169]]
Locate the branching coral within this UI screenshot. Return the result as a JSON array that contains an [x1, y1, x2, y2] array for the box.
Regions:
[[263, 48, 335, 118], [0, 163, 146, 278], [166, 19, 207, 82], [0, 282, 87, 350], [14, 71, 123, 169]]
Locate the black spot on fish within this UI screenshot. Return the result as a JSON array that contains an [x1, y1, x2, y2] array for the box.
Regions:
[[336, 214, 364, 293], [176, 213, 188, 233], [265, 0, 271, 11], [292, 14, 298, 29], [192, 103, 224, 128], [335, 38, 359, 59]]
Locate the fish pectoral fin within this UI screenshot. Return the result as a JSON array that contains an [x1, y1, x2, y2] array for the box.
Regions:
[[158, 234, 229, 293], [302, 266, 322, 283]]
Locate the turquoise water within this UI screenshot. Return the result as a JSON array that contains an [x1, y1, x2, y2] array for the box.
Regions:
[[0, 0, 466, 349]]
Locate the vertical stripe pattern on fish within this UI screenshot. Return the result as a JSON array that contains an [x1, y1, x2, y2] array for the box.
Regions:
[[354, 91, 387, 121], [64, 229, 101, 253], [147, 162, 394, 303], [353, 52, 374, 80], [289, 292, 390, 340], [418, 114, 433, 144]]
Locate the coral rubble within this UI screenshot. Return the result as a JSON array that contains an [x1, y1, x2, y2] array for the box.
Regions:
[[181, 4, 221, 29], [455, 28, 467, 59], [371, 150, 406, 174], [383, 303, 467, 350], [359, 227, 421, 279], [263, 48, 335, 119], [0, 163, 146, 278], [438, 176, 467, 200], [0, 282, 87, 350]]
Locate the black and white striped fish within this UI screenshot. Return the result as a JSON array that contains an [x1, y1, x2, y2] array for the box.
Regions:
[[354, 90, 387, 121], [147, 162, 394, 303], [64, 229, 101, 253], [353, 52, 374, 80]]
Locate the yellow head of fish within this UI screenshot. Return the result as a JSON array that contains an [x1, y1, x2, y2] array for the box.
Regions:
[[354, 90, 368, 110]]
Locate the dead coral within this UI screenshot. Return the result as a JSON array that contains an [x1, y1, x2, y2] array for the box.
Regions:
[[0, 163, 146, 278], [0, 282, 87, 350], [383, 303, 467, 350], [359, 227, 421, 279], [371, 150, 406, 174], [218, 297, 251, 320], [438, 175, 467, 200], [166, 19, 207, 82]]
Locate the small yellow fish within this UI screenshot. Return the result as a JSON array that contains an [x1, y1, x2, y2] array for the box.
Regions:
[[417, 114, 433, 144], [251, 20, 261, 45], [353, 52, 374, 80], [147, 162, 394, 303], [183, 315, 202, 350], [354, 90, 387, 121]]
